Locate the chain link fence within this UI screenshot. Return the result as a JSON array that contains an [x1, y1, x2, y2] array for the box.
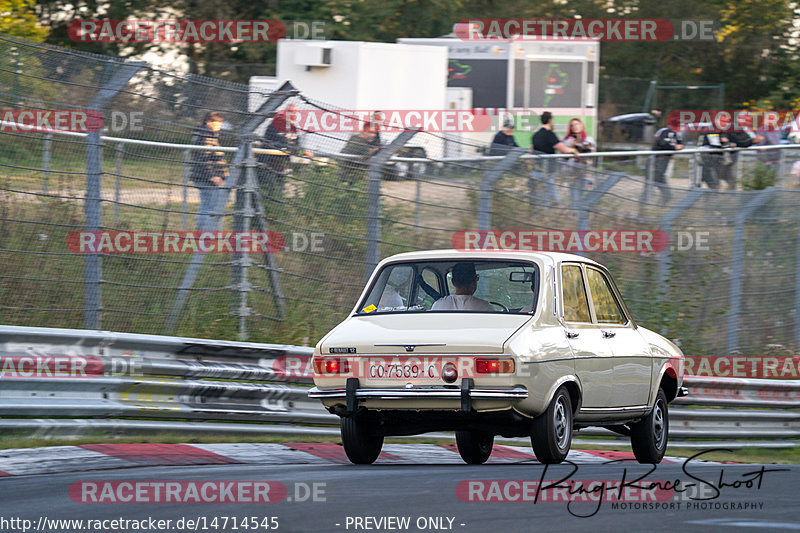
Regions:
[[1, 33, 800, 356]]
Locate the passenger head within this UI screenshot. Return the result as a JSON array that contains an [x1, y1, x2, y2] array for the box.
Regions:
[[451, 262, 479, 293]]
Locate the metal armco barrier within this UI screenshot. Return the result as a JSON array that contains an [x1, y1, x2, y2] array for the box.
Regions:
[[0, 326, 797, 448]]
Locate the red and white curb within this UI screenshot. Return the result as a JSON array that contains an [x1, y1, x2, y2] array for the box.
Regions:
[[0, 443, 719, 477]]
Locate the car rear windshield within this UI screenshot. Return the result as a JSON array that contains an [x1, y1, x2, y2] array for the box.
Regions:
[[356, 260, 539, 315]]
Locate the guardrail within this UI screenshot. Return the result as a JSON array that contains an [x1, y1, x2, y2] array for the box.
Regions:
[[0, 326, 797, 448]]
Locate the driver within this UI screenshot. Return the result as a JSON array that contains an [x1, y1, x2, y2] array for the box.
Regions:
[[431, 263, 493, 311]]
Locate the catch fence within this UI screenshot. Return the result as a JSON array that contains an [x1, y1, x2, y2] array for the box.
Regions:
[[1, 34, 800, 355]]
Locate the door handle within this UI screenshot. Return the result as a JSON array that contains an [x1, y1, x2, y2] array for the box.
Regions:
[[565, 330, 579, 339], [602, 330, 616, 338]]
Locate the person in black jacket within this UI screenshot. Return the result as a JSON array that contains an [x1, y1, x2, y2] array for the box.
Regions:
[[647, 116, 684, 201], [529, 111, 579, 206], [191, 111, 228, 231], [489, 119, 519, 155], [700, 113, 761, 190], [256, 103, 313, 202]]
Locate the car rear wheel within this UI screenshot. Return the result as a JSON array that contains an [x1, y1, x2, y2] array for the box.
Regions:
[[340, 414, 383, 464], [531, 386, 573, 464], [455, 431, 494, 464], [630, 388, 668, 464]]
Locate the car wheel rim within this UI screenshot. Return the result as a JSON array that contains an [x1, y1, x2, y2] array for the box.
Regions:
[[554, 396, 569, 449], [653, 400, 666, 449]]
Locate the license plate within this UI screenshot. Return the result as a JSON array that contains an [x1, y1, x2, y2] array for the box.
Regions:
[[367, 357, 442, 380]]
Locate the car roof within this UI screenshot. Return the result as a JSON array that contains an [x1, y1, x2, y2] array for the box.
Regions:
[[378, 249, 602, 268]]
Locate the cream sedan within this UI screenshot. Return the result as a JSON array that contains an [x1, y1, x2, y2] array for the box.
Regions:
[[309, 250, 686, 465]]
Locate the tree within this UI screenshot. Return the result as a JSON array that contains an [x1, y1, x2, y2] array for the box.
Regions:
[[1, 0, 47, 40]]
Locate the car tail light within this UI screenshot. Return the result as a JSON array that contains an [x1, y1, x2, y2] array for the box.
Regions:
[[475, 358, 515, 374], [313, 357, 350, 375]]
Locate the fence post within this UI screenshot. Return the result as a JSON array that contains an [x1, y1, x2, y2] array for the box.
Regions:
[[795, 216, 800, 349], [735, 149, 744, 189], [83, 61, 144, 330], [181, 148, 191, 230], [656, 188, 706, 301], [365, 129, 420, 281], [726, 187, 776, 353], [235, 140, 258, 340], [112, 142, 123, 225], [42, 133, 51, 195], [641, 154, 654, 204], [477, 148, 527, 231], [576, 172, 623, 233]]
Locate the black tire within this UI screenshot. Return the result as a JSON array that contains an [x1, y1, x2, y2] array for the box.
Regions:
[[340, 414, 383, 464], [455, 431, 494, 464], [630, 388, 669, 464], [531, 387, 573, 464]]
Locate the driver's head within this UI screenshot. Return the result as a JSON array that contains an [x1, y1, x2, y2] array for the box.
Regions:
[[451, 262, 479, 294]]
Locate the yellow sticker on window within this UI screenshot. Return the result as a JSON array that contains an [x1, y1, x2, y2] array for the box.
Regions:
[[362, 304, 377, 313]]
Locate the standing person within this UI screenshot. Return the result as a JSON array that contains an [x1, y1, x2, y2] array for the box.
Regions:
[[369, 111, 385, 148], [488, 118, 519, 156], [700, 113, 761, 190], [339, 125, 380, 184], [561, 117, 596, 202], [531, 111, 579, 206], [647, 115, 684, 202], [191, 111, 228, 231], [256, 103, 313, 202]]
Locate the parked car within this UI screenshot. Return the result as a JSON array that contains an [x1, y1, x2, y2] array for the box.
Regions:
[[309, 250, 687, 465]]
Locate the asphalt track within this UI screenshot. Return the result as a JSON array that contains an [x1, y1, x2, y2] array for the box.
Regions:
[[0, 444, 798, 533]]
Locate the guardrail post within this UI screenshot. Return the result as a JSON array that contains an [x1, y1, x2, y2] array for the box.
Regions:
[[477, 148, 527, 231], [42, 133, 51, 195], [365, 129, 420, 281], [83, 61, 144, 330], [657, 188, 706, 301], [727, 187, 777, 353]]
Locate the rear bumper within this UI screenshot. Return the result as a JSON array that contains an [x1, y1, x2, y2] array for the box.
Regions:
[[309, 378, 527, 414], [308, 387, 528, 400]]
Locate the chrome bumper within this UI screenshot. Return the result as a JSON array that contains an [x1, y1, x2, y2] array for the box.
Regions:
[[308, 387, 529, 401], [310, 378, 527, 413]]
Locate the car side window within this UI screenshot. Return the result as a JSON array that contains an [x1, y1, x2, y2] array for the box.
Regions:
[[561, 265, 591, 323], [585, 268, 627, 325], [414, 267, 442, 309]]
